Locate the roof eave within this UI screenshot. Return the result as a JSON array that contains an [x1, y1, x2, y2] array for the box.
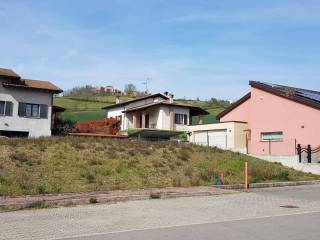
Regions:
[[216, 92, 251, 120], [250, 81, 320, 110], [102, 93, 169, 110], [2, 83, 63, 94]]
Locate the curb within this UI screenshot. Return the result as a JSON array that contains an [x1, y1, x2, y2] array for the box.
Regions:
[[0, 187, 233, 212], [215, 180, 320, 190]]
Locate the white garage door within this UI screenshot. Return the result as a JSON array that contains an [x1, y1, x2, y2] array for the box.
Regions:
[[194, 130, 227, 149], [194, 131, 208, 146]]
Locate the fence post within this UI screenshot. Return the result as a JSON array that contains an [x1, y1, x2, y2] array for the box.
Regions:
[[297, 144, 302, 163], [307, 145, 312, 163], [244, 162, 248, 190]]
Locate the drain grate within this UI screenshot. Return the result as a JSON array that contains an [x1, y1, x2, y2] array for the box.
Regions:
[[280, 205, 299, 209]]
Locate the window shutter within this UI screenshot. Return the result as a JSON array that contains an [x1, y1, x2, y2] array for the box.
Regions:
[[40, 104, 48, 119], [5, 101, 13, 116], [18, 103, 26, 117], [184, 115, 188, 125]]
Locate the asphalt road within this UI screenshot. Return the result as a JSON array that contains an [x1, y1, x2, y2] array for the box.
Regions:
[[1, 185, 320, 240]]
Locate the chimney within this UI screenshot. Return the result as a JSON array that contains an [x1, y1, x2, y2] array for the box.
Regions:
[[116, 96, 120, 104], [169, 93, 174, 103], [164, 92, 174, 103]]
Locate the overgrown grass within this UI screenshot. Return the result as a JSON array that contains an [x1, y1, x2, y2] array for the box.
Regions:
[[0, 137, 318, 197]]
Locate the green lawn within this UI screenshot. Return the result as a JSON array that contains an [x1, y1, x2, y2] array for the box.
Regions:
[[192, 107, 225, 125], [60, 110, 106, 122], [1, 137, 318, 196]]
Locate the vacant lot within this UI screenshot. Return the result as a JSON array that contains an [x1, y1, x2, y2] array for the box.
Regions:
[[0, 137, 318, 196]]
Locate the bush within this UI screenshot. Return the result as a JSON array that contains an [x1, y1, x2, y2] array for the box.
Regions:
[[89, 197, 98, 204], [276, 171, 289, 181], [52, 118, 76, 135], [36, 185, 47, 195]]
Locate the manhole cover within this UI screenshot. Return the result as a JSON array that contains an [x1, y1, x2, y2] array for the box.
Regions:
[[280, 205, 299, 209]]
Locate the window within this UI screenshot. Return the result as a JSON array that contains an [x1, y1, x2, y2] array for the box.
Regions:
[[175, 114, 188, 125], [261, 132, 283, 141], [0, 101, 13, 116], [18, 103, 48, 119], [0, 101, 4, 115]]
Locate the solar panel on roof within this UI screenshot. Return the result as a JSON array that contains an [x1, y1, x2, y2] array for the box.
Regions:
[[296, 91, 320, 102], [260, 82, 282, 88]]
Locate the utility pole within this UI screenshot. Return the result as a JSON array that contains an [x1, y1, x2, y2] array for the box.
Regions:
[[142, 78, 151, 93]]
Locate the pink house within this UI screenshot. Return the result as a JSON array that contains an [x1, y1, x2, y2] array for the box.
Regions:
[[217, 81, 320, 157]]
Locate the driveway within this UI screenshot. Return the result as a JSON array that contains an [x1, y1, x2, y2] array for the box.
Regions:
[[1, 185, 320, 240]]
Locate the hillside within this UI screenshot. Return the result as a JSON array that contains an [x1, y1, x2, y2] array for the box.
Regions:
[[0, 137, 318, 196], [54, 95, 228, 123], [54, 95, 133, 122]]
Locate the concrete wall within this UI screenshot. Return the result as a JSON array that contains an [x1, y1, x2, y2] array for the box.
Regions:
[[252, 154, 320, 175], [0, 78, 53, 137]]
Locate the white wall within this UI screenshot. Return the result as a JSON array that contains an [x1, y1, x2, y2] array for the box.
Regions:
[[251, 155, 320, 175], [107, 103, 191, 132], [173, 107, 189, 131], [106, 107, 126, 130], [0, 78, 53, 137]]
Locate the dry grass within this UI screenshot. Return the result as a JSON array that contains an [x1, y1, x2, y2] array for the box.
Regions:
[[0, 137, 319, 196]]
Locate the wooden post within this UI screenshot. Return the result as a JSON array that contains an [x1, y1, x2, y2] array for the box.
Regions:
[[141, 112, 146, 128], [244, 162, 248, 190], [132, 113, 137, 128], [220, 172, 224, 185]]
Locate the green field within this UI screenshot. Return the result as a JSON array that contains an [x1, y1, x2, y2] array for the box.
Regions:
[[54, 95, 132, 123], [54, 96, 226, 124], [1, 137, 318, 196], [60, 110, 106, 122]]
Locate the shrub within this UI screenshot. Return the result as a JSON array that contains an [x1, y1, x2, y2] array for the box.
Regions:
[[36, 185, 47, 195], [89, 197, 98, 204], [276, 171, 289, 181], [82, 172, 95, 183]]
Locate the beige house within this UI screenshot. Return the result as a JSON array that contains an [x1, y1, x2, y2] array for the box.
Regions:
[[188, 121, 248, 153]]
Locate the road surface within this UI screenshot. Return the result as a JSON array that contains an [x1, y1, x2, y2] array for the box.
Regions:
[[1, 185, 320, 240]]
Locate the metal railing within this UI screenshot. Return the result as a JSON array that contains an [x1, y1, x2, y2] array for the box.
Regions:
[[297, 144, 320, 163]]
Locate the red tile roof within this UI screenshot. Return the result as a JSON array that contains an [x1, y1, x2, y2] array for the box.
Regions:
[[0, 68, 20, 79]]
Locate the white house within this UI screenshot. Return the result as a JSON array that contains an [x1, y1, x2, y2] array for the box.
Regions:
[[103, 92, 209, 132], [0, 67, 63, 137]]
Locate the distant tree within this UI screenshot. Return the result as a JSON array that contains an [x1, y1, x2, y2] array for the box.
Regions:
[[64, 85, 95, 97], [124, 83, 137, 96]]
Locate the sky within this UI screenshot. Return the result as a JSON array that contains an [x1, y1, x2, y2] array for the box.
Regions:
[[0, 0, 320, 101]]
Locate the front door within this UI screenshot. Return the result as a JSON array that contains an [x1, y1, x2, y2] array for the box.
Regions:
[[145, 114, 150, 128]]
